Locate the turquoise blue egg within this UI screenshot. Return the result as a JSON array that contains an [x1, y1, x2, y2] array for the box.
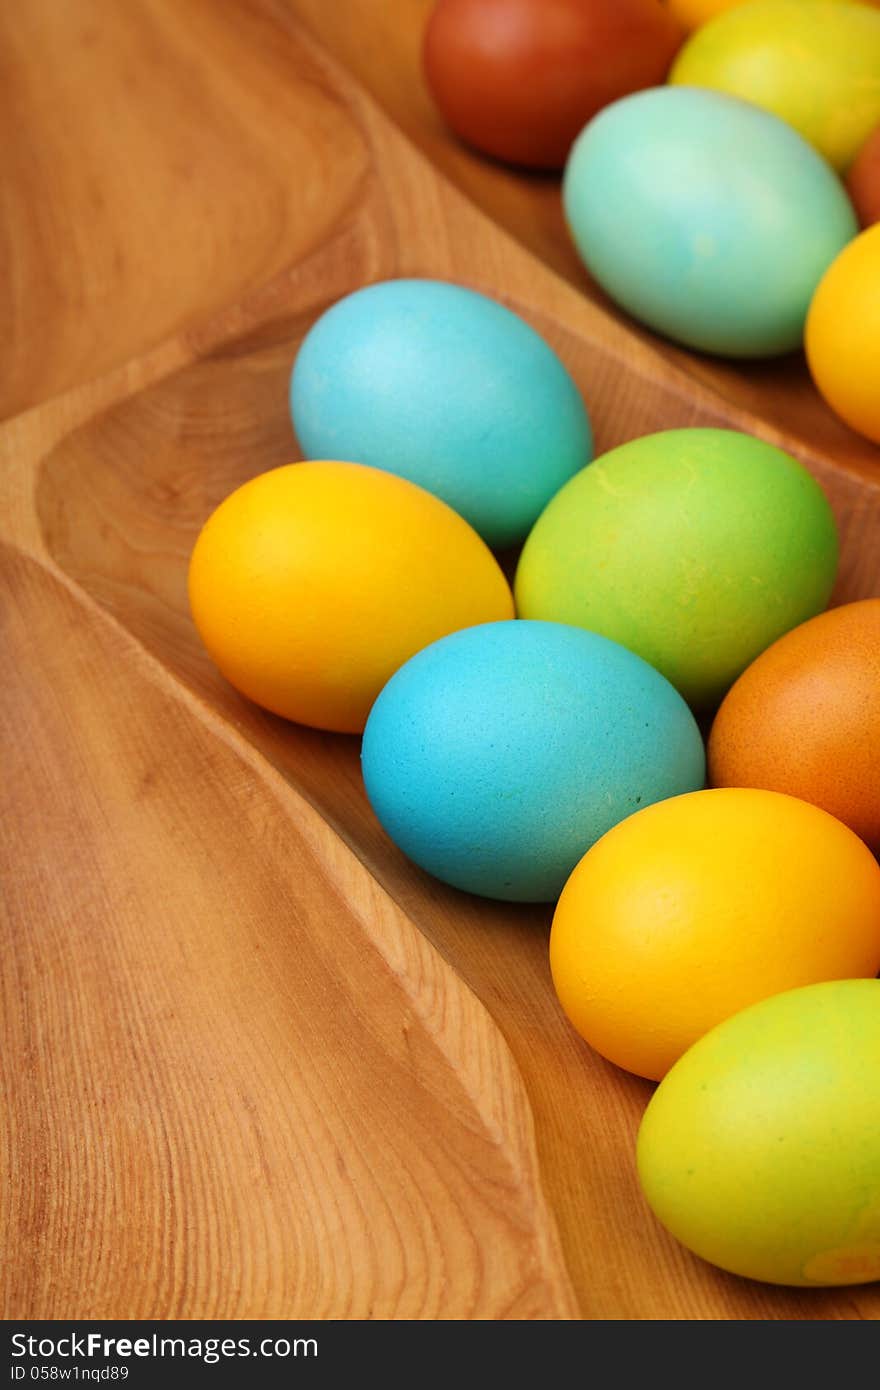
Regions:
[[290, 279, 593, 548], [361, 620, 705, 903], [563, 88, 858, 358]]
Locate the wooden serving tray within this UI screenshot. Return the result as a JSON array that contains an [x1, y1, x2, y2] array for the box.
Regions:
[[293, 0, 880, 507], [2, 0, 878, 1320]]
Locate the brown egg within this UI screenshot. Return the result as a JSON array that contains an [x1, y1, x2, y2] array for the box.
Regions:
[[709, 600, 880, 853], [847, 123, 880, 227], [423, 0, 683, 171]]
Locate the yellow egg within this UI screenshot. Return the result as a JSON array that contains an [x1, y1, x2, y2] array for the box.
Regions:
[[806, 224, 880, 443], [671, 0, 880, 170], [638, 980, 880, 1286], [549, 788, 880, 1080], [188, 461, 514, 733]]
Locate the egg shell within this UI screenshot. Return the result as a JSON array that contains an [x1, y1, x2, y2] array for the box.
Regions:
[[290, 279, 592, 549], [709, 599, 880, 851], [187, 461, 513, 733], [423, 0, 683, 171], [666, 0, 880, 27], [847, 123, 880, 225], [638, 979, 880, 1286], [515, 428, 839, 709], [563, 86, 858, 356], [671, 0, 880, 172], [550, 788, 880, 1080], [361, 619, 705, 903], [806, 224, 880, 443], [664, 0, 752, 26]]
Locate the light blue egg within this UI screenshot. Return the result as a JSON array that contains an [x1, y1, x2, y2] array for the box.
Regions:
[[361, 620, 705, 903], [290, 279, 592, 548], [563, 88, 858, 359]]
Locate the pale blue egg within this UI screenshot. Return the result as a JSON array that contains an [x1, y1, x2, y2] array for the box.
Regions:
[[361, 620, 705, 903], [563, 87, 857, 358], [290, 279, 592, 548]]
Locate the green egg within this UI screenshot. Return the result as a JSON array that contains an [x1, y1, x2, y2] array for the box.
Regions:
[[514, 428, 839, 708], [637, 979, 880, 1287]]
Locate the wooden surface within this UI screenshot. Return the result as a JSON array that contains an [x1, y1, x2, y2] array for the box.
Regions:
[[2, 0, 879, 1320]]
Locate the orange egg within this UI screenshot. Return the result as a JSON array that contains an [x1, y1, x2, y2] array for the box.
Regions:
[[188, 461, 514, 733], [806, 225, 880, 443], [709, 600, 880, 851], [847, 123, 880, 226], [549, 788, 880, 1080], [666, 0, 880, 32], [664, 0, 745, 28]]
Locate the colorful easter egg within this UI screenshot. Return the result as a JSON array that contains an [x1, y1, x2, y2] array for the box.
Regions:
[[847, 123, 880, 225], [515, 428, 839, 709], [666, 0, 879, 29], [806, 224, 880, 442], [551, 789, 880, 1080], [638, 979, 880, 1285], [563, 87, 856, 356], [361, 619, 704, 902], [291, 279, 592, 548], [423, 0, 682, 170], [188, 461, 513, 733], [709, 600, 880, 851], [671, 0, 880, 172]]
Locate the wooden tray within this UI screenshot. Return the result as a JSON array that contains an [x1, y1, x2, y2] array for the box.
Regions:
[[2, 0, 878, 1320], [292, 0, 880, 507]]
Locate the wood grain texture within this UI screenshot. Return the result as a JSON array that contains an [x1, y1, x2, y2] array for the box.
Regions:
[[0, 0, 368, 421], [291, 0, 880, 493], [1, 543, 577, 1321], [2, 0, 879, 1319]]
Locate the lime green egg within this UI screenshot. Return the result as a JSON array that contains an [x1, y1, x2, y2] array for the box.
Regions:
[[637, 979, 880, 1287], [514, 428, 838, 709]]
